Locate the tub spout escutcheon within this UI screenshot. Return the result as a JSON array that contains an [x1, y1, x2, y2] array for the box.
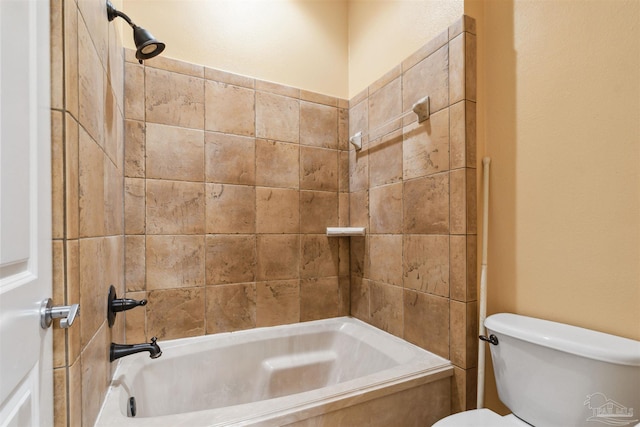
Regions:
[[110, 337, 162, 362]]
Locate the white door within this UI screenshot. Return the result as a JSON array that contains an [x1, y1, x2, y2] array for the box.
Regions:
[[0, 0, 53, 425]]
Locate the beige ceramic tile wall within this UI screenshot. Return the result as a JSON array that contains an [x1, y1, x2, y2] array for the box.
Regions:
[[123, 52, 350, 343], [50, 0, 126, 426], [348, 15, 478, 413]]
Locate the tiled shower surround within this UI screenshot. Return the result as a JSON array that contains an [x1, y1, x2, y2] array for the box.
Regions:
[[122, 53, 352, 341], [123, 14, 477, 413], [51, 4, 475, 424], [50, 0, 126, 426], [348, 17, 478, 411]]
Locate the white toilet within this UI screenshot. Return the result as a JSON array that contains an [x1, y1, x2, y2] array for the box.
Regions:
[[434, 313, 640, 427]]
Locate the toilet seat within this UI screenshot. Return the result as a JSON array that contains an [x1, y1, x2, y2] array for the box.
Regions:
[[432, 409, 530, 427]]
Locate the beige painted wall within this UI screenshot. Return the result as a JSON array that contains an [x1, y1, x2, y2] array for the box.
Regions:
[[121, 0, 464, 98], [466, 0, 640, 414], [347, 0, 463, 97], [122, 0, 349, 98]]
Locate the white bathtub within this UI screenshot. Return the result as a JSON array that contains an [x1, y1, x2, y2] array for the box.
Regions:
[[95, 317, 453, 426]]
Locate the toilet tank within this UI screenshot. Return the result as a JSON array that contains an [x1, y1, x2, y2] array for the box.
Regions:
[[485, 313, 640, 427]]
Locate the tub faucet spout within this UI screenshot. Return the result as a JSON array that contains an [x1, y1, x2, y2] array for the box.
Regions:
[[110, 337, 162, 362]]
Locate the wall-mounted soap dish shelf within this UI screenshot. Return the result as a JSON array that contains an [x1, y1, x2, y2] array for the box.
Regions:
[[326, 227, 366, 237]]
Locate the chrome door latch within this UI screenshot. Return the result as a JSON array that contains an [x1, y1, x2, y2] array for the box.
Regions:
[[40, 298, 80, 329]]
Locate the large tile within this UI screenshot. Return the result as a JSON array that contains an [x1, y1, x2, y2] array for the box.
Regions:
[[369, 235, 403, 287], [339, 150, 349, 192], [77, 0, 108, 64], [205, 80, 255, 136], [403, 173, 449, 234], [287, 378, 450, 427], [300, 101, 338, 149], [450, 168, 477, 235], [452, 366, 478, 413], [300, 277, 341, 321], [256, 92, 299, 143], [103, 156, 123, 236], [369, 281, 403, 337], [349, 236, 369, 278], [369, 130, 403, 187], [449, 33, 477, 104], [338, 192, 349, 227], [403, 235, 449, 297], [403, 108, 450, 180], [256, 235, 299, 281], [205, 235, 256, 285], [449, 100, 476, 170], [300, 147, 338, 191], [349, 190, 369, 228], [338, 108, 349, 151], [256, 187, 300, 234], [256, 139, 299, 188], [66, 240, 81, 365], [300, 235, 339, 279], [63, 0, 79, 119], [256, 80, 299, 98], [205, 133, 256, 185], [146, 123, 204, 181], [80, 323, 110, 427], [300, 90, 338, 107], [146, 180, 205, 234], [450, 300, 478, 369], [103, 80, 120, 166], [77, 15, 104, 147], [52, 241, 65, 368], [145, 55, 204, 77], [369, 183, 402, 234], [206, 184, 256, 234], [368, 65, 401, 96], [205, 67, 255, 89], [368, 78, 402, 140], [53, 368, 66, 427], [124, 119, 145, 178], [147, 288, 205, 340], [78, 129, 105, 237], [124, 178, 145, 235], [256, 280, 300, 326], [68, 359, 81, 427], [403, 45, 449, 114], [145, 67, 204, 129], [350, 277, 370, 321], [51, 111, 64, 239], [146, 235, 205, 290], [205, 283, 256, 333], [348, 98, 368, 150], [300, 191, 338, 234], [125, 235, 145, 292], [124, 62, 144, 120], [404, 290, 449, 358], [348, 145, 369, 192], [65, 115, 79, 239]]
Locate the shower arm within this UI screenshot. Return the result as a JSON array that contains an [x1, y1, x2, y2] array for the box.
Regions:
[[107, 1, 137, 29]]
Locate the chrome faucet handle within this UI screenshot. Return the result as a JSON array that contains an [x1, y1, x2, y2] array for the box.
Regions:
[[40, 298, 80, 329]]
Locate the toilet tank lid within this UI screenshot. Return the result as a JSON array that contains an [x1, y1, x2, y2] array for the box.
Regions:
[[485, 313, 640, 366]]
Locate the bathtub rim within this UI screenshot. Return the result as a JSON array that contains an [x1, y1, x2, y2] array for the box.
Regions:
[[96, 316, 454, 427]]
